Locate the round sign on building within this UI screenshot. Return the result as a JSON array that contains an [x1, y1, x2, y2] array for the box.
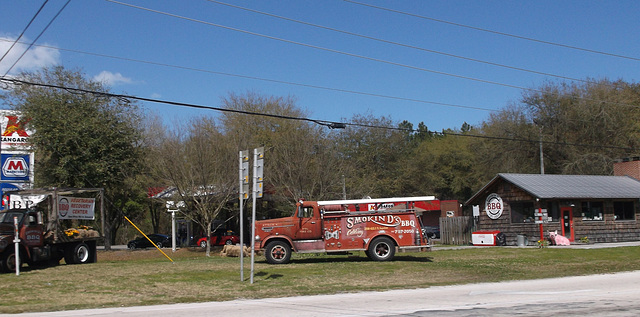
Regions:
[[485, 193, 503, 220]]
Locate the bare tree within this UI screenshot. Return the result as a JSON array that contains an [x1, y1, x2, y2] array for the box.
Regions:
[[153, 117, 236, 256], [476, 78, 640, 177], [220, 91, 345, 204], [333, 114, 410, 198]]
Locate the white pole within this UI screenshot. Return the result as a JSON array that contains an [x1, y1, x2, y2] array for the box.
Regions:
[[171, 210, 176, 252], [239, 151, 244, 281], [13, 216, 20, 276], [250, 148, 257, 284]]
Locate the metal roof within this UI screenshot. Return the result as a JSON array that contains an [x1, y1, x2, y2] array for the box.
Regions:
[[466, 173, 640, 205], [502, 173, 640, 199]]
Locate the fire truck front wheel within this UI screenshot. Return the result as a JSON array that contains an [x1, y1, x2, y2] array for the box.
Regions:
[[1, 251, 22, 273], [264, 240, 292, 264], [367, 237, 396, 262]]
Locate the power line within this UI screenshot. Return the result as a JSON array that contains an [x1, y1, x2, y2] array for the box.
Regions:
[[205, 0, 602, 87], [105, 0, 532, 91], [105, 0, 640, 110], [344, 0, 640, 62], [0, 77, 345, 129], [0, 0, 50, 67], [0, 38, 496, 113], [5, 37, 637, 121], [2, 76, 635, 152], [2, 0, 71, 77]]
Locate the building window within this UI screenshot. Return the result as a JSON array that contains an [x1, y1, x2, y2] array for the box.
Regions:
[[510, 201, 535, 223], [613, 201, 635, 221], [581, 201, 604, 221], [545, 201, 560, 222]]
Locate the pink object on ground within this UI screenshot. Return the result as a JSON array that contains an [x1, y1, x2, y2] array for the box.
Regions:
[[549, 231, 571, 245]]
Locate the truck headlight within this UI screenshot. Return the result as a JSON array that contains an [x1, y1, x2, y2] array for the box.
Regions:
[[255, 235, 260, 241]]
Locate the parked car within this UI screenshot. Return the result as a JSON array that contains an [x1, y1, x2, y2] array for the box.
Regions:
[[128, 233, 171, 249], [197, 230, 240, 248]]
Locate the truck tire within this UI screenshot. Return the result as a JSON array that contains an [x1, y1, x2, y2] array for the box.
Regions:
[[264, 240, 292, 264], [1, 251, 22, 273], [64, 242, 91, 265], [367, 237, 396, 262]]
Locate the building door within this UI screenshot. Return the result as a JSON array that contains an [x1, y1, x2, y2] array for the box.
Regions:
[[561, 207, 574, 242]]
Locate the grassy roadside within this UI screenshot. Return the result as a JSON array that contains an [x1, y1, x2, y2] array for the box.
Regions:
[[1, 245, 639, 313]]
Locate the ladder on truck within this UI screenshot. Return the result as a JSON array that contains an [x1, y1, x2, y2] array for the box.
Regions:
[[317, 196, 436, 215]]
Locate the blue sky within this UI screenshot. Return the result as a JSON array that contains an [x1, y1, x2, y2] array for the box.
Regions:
[[1, 0, 639, 132]]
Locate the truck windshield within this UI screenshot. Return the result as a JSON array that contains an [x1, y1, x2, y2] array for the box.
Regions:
[[0, 211, 24, 224]]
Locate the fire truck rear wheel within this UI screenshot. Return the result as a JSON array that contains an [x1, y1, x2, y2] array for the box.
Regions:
[[264, 240, 291, 264], [367, 237, 396, 262], [64, 242, 91, 264]]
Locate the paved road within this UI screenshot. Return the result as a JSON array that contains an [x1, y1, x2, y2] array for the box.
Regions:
[[9, 270, 640, 317]]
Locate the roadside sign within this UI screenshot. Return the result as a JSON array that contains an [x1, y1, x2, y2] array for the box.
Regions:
[[534, 209, 549, 223]]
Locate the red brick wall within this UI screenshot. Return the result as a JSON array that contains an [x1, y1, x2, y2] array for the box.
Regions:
[[614, 160, 640, 181], [440, 200, 461, 218]]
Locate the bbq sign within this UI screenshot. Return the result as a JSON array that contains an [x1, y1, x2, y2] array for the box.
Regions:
[[485, 193, 503, 220], [58, 196, 96, 220]]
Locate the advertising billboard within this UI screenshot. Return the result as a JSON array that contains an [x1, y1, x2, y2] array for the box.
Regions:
[[0, 110, 34, 202], [1, 110, 32, 151]]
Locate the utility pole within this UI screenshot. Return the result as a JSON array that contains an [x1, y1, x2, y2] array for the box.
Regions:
[[539, 134, 544, 175], [539, 125, 545, 175]]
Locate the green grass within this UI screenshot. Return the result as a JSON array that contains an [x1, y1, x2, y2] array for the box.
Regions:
[[1, 246, 639, 313]]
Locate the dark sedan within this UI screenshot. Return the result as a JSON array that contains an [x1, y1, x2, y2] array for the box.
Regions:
[[127, 233, 171, 249]]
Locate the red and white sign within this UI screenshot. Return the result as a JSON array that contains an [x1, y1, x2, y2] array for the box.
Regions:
[[2, 157, 28, 178], [58, 196, 96, 220], [485, 193, 503, 220], [0, 110, 32, 150]]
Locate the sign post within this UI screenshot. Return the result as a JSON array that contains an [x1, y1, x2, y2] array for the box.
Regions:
[[13, 216, 20, 276], [166, 201, 185, 252], [250, 147, 264, 284], [534, 208, 549, 242], [239, 150, 248, 281]]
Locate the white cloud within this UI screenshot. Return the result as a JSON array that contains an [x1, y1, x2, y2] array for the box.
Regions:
[[93, 71, 133, 86], [0, 36, 60, 75]]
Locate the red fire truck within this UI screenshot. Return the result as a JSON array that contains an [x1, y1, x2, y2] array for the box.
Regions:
[[254, 196, 435, 264]]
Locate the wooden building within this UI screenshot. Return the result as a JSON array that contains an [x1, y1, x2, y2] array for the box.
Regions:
[[465, 173, 640, 245]]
